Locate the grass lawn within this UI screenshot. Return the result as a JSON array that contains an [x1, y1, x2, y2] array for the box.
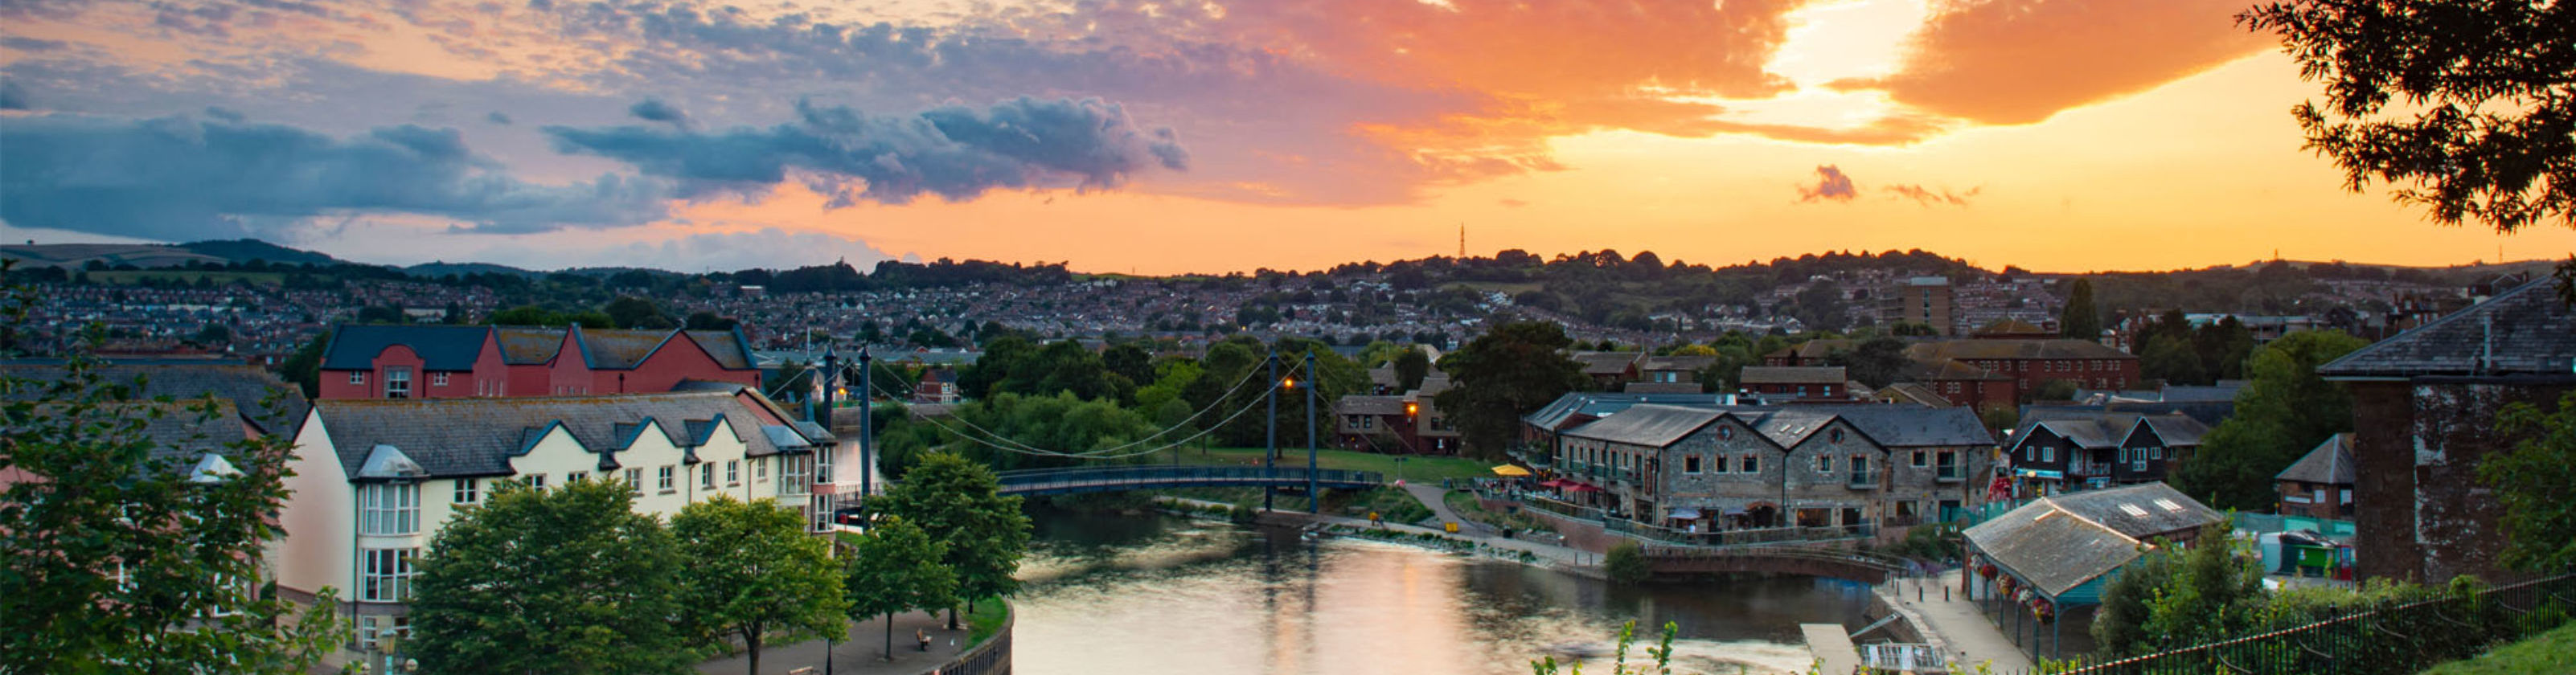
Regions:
[[1443, 489, 1551, 533], [1146, 446, 1503, 484], [964, 597, 1010, 648], [2418, 620, 2576, 675]]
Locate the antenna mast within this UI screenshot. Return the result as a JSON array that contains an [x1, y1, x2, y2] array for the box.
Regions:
[[1458, 223, 1466, 259]]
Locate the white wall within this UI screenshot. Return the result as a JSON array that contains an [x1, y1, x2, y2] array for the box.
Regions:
[[272, 411, 355, 603]]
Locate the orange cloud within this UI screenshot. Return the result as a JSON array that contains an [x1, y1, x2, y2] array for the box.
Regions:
[[1838, 0, 2271, 125]]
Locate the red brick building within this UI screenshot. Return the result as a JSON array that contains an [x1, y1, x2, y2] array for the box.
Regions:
[[318, 324, 758, 400]]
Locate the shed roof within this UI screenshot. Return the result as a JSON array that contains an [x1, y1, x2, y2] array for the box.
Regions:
[[1335, 395, 1406, 415], [1562, 404, 1724, 447], [1965, 483, 2221, 599]]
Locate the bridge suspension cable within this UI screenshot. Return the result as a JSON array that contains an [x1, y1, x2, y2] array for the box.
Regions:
[[848, 354, 1297, 460]]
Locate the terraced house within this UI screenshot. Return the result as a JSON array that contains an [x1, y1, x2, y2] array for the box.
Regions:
[[267, 387, 847, 654], [1550, 403, 1993, 535], [2002, 410, 2209, 494], [315, 323, 760, 399]]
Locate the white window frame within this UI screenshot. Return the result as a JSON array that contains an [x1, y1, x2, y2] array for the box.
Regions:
[[359, 547, 417, 602], [814, 449, 833, 485], [657, 465, 676, 493], [700, 463, 715, 489], [453, 478, 478, 504], [359, 483, 419, 535], [1911, 450, 1928, 468], [1815, 456, 1834, 473], [756, 459, 769, 481], [626, 468, 643, 493], [349, 371, 365, 386], [433, 371, 449, 387], [726, 460, 740, 485], [384, 367, 411, 399], [1740, 455, 1758, 473], [529, 473, 547, 491]]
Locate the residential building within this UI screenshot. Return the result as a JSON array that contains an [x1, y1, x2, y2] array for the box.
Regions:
[[317, 324, 760, 399], [2002, 410, 2208, 494], [1901, 358, 2016, 411], [1571, 351, 1645, 388], [1880, 276, 1955, 335], [1516, 391, 1737, 460], [269, 389, 845, 653], [1332, 374, 1459, 454], [914, 368, 960, 403], [1550, 403, 1993, 533], [0, 358, 310, 435], [2317, 276, 2574, 584], [1737, 366, 1853, 401], [2277, 433, 2355, 520], [1638, 354, 1716, 385], [1905, 338, 2141, 393]]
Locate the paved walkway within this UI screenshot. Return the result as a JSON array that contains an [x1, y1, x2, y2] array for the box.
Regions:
[[1262, 506, 1604, 571], [1873, 569, 2033, 673], [695, 609, 969, 675]]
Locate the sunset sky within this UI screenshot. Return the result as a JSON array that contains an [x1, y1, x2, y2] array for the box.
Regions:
[[3, 0, 2570, 275]]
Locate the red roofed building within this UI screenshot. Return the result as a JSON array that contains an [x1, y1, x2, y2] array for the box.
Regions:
[[318, 324, 759, 399]]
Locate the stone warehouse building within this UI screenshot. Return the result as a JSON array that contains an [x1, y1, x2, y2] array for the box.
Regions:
[[2318, 276, 2574, 584], [1550, 403, 1994, 534], [268, 387, 848, 653]]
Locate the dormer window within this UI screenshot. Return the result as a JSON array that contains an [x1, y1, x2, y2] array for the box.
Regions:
[[384, 367, 411, 399]]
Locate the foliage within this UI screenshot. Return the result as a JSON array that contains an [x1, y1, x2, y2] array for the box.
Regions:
[[2415, 620, 2576, 675], [1883, 524, 1963, 562], [1393, 346, 1432, 392], [2239, 0, 2574, 233], [278, 329, 330, 398], [0, 308, 347, 673], [1603, 542, 1652, 586], [2093, 524, 2266, 657], [877, 392, 1159, 475], [1435, 321, 1588, 458], [1827, 336, 1909, 389], [2061, 278, 2102, 340], [1529, 620, 1676, 675], [2141, 334, 2208, 386], [2174, 330, 2367, 511], [958, 336, 1135, 403], [875, 452, 1032, 615], [2480, 392, 2576, 573], [672, 495, 848, 675], [408, 478, 691, 675], [604, 296, 677, 329], [684, 311, 740, 331], [842, 515, 958, 658]]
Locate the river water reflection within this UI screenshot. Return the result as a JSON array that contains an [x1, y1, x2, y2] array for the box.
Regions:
[[1013, 509, 1877, 674]]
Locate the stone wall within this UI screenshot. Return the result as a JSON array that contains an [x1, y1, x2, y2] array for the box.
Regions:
[[2352, 379, 2567, 584]]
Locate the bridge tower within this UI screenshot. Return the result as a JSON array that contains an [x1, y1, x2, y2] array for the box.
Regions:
[[1264, 352, 1278, 512], [1305, 351, 1319, 513]]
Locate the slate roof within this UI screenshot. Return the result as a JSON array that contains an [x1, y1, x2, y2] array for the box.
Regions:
[[1642, 354, 1717, 372], [2319, 277, 2576, 378], [1741, 366, 1847, 384], [574, 328, 667, 370], [1572, 351, 1644, 375], [1876, 382, 1951, 407], [1335, 395, 1406, 415], [310, 391, 826, 480], [684, 330, 755, 370], [2, 400, 256, 481], [494, 327, 565, 364], [1910, 338, 2135, 362], [1964, 483, 2222, 599], [1521, 391, 1734, 430], [2012, 409, 2207, 450], [1562, 404, 1725, 447], [1824, 405, 1996, 448], [1973, 319, 2053, 338], [2278, 433, 2355, 485], [1622, 382, 1705, 394], [320, 325, 492, 371], [0, 361, 310, 435], [1735, 408, 1836, 448]]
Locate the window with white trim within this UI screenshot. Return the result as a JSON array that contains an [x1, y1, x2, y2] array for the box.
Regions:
[[726, 460, 740, 485], [814, 449, 833, 485], [360, 547, 417, 601], [700, 463, 715, 489], [528, 473, 547, 491], [433, 371, 449, 387], [757, 459, 769, 481], [1911, 451, 1928, 468], [657, 465, 675, 492], [452, 478, 478, 504], [1684, 455, 1702, 474], [384, 367, 411, 399], [349, 371, 365, 386], [1815, 456, 1833, 472], [359, 483, 419, 535], [625, 468, 643, 493]]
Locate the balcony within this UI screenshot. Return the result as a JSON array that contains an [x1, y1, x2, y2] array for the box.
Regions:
[[1847, 469, 1881, 489], [1935, 465, 1964, 483]]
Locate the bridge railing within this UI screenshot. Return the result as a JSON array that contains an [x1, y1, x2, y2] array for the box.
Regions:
[[1640, 543, 1911, 575], [993, 465, 1385, 493]]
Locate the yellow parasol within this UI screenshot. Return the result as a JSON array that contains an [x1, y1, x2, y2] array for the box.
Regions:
[[1490, 464, 1532, 477]]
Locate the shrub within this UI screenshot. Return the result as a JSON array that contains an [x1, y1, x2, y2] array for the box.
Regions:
[[1605, 542, 1651, 585]]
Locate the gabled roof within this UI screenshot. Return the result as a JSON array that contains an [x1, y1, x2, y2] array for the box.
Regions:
[[494, 327, 565, 365], [1824, 405, 1994, 448], [1642, 354, 1717, 372], [1520, 391, 1733, 430], [1909, 338, 2135, 362], [1335, 395, 1406, 415], [2319, 277, 2576, 379], [310, 392, 825, 480], [572, 327, 667, 370], [1571, 351, 1644, 375], [1562, 404, 1725, 447], [1876, 382, 1951, 407], [5, 400, 257, 479], [1964, 483, 2223, 599], [321, 324, 492, 371], [2278, 433, 2355, 485], [1735, 408, 1837, 448], [0, 361, 310, 435], [2014, 409, 2205, 450], [1622, 382, 1705, 394], [684, 329, 756, 370], [1903, 358, 2008, 382]]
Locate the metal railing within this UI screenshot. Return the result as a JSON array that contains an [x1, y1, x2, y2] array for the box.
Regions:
[[2020, 574, 2575, 675], [1848, 469, 1881, 489], [1936, 464, 1964, 482], [1520, 497, 1876, 547], [1640, 543, 1912, 575], [991, 465, 1384, 493]]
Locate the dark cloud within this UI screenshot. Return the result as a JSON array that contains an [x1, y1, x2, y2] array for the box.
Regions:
[[0, 80, 27, 110], [0, 113, 668, 241], [203, 106, 247, 122], [1797, 165, 1858, 203], [1885, 184, 1980, 207], [627, 97, 686, 125], [544, 96, 1189, 207], [486, 111, 513, 125], [2, 37, 70, 51]]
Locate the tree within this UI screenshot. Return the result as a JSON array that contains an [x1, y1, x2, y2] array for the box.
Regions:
[[408, 478, 691, 675], [487, 305, 560, 326], [2092, 524, 2265, 657], [1393, 346, 1431, 392], [684, 311, 740, 331], [2061, 278, 2102, 340], [604, 296, 676, 329], [278, 329, 330, 398], [2240, 0, 2574, 234], [0, 327, 347, 673], [2174, 330, 2368, 511], [2480, 392, 2576, 573], [192, 321, 232, 345], [843, 515, 958, 660], [673, 496, 847, 675], [1827, 336, 1909, 389], [874, 452, 1031, 627], [1603, 542, 1651, 585], [1434, 321, 1588, 458], [2141, 334, 2209, 386]]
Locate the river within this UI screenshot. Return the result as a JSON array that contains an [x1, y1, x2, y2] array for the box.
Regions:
[[1011, 509, 1877, 675]]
